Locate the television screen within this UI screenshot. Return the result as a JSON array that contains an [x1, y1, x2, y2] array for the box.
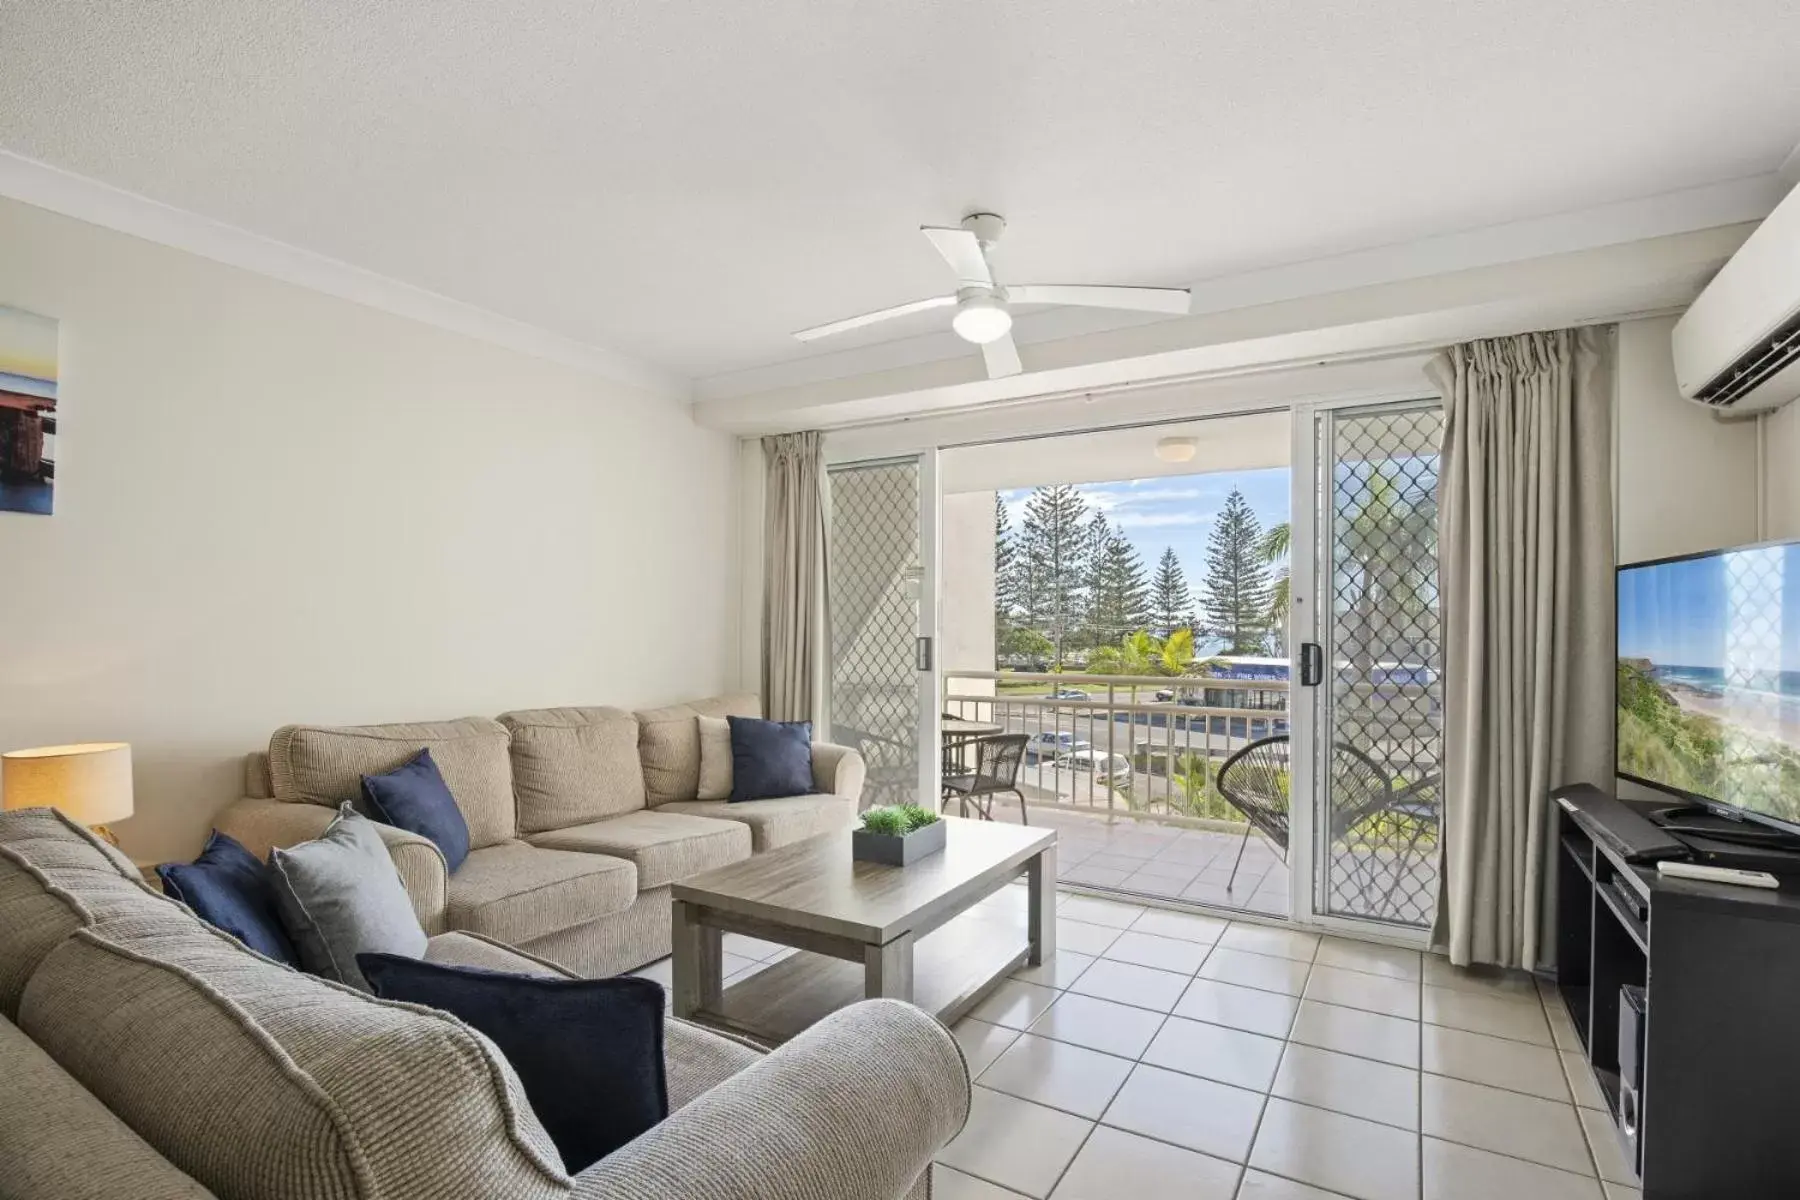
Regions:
[[1617, 540, 1800, 829]]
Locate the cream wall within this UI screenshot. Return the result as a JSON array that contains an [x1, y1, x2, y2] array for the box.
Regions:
[[1614, 316, 1762, 563], [1613, 314, 1799, 559], [1765, 400, 1800, 541], [0, 197, 737, 864], [940, 490, 996, 686]]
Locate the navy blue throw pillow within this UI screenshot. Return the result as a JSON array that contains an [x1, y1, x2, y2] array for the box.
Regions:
[[157, 831, 300, 966], [357, 953, 666, 1172], [359, 748, 470, 872], [727, 715, 815, 802]]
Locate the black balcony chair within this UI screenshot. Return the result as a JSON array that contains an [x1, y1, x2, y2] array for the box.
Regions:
[[942, 733, 1031, 825], [835, 725, 917, 813], [1213, 734, 1397, 894]]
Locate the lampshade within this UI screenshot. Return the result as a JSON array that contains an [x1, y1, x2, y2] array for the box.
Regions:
[[2, 743, 135, 826]]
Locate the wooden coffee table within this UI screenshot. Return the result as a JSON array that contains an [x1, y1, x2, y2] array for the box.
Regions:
[[669, 817, 1056, 1045]]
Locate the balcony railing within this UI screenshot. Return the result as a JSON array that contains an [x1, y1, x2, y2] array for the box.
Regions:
[[943, 669, 1290, 829], [944, 667, 1442, 928]]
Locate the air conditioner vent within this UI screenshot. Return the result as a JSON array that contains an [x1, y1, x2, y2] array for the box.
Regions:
[[1694, 305, 1800, 408]]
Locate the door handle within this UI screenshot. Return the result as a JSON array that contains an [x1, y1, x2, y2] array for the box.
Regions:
[[916, 637, 934, 672], [1299, 642, 1324, 687]]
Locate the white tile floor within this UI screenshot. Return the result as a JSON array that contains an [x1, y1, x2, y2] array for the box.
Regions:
[[630, 887, 1641, 1200]]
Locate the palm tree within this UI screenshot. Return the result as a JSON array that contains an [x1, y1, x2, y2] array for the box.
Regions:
[[1086, 627, 1199, 677], [1259, 522, 1291, 653]]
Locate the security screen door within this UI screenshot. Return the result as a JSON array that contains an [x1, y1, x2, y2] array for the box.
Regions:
[[1291, 400, 1445, 931], [825, 454, 940, 809]]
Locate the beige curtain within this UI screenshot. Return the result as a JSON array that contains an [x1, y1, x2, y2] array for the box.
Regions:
[[761, 432, 826, 724], [1430, 327, 1615, 969]]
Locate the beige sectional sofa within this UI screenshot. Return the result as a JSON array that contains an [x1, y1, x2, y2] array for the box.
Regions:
[[0, 807, 967, 1200], [216, 693, 864, 978]]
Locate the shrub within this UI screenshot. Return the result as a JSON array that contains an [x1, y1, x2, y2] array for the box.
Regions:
[[860, 804, 941, 835]]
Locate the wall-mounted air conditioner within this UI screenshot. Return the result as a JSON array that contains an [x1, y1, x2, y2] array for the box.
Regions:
[[1672, 180, 1800, 414]]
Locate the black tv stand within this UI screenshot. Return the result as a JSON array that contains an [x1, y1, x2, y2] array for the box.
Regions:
[[1553, 783, 1800, 1197]]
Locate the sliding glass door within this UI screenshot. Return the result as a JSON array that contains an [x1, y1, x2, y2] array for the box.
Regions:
[[824, 454, 940, 809], [1290, 400, 1445, 933]]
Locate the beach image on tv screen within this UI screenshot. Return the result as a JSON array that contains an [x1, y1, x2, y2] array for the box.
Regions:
[[1617, 542, 1800, 824]]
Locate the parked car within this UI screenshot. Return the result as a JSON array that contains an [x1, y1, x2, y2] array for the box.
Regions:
[[1025, 731, 1090, 763], [1154, 689, 1176, 702], [1048, 688, 1090, 701], [1053, 750, 1133, 785]]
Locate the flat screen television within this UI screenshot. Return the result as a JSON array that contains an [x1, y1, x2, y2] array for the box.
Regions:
[[1617, 538, 1800, 833]]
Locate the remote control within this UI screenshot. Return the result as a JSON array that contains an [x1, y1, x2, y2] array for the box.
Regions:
[[1656, 860, 1780, 889]]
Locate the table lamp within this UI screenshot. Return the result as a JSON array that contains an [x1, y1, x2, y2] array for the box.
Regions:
[[2, 742, 135, 846]]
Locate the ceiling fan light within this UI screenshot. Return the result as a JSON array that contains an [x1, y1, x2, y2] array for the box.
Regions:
[[1155, 436, 1199, 463], [951, 296, 1013, 344]]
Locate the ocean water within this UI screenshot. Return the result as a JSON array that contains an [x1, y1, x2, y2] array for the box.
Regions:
[[1651, 664, 1800, 734], [1652, 665, 1800, 699]]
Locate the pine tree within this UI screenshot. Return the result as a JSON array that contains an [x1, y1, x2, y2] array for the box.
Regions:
[[1077, 511, 1113, 650], [1151, 547, 1193, 635], [1089, 530, 1150, 646], [1202, 488, 1273, 655], [1017, 485, 1091, 668], [993, 493, 1019, 646]]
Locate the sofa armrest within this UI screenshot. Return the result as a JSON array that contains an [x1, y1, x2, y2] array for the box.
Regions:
[[1, 1015, 218, 1199], [215, 798, 449, 935], [663, 1016, 766, 1111], [573, 999, 968, 1200], [811, 742, 866, 803]]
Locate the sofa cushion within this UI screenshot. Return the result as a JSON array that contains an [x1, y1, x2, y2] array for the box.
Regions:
[[359, 748, 471, 871], [360, 954, 667, 1174], [269, 805, 429, 991], [18, 915, 571, 1200], [156, 831, 299, 967], [0, 807, 177, 1019], [655, 795, 855, 852], [498, 707, 645, 833], [526, 811, 751, 890], [695, 716, 732, 801], [728, 716, 815, 803], [447, 842, 636, 944], [636, 694, 762, 807], [268, 717, 517, 849]]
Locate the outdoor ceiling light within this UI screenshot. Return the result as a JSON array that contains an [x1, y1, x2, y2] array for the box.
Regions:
[[950, 294, 1014, 344], [1155, 436, 1199, 463]]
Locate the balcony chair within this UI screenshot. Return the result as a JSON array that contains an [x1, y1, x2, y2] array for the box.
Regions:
[[942, 733, 1030, 825], [1213, 734, 1403, 896]]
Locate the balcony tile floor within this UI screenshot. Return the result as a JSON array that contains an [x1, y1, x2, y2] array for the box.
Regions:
[[631, 887, 1636, 1200], [966, 803, 1437, 926]]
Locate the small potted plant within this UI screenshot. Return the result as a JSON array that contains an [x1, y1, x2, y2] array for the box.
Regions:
[[852, 803, 946, 866]]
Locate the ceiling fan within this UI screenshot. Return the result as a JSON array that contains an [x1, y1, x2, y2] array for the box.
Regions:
[[791, 213, 1192, 379]]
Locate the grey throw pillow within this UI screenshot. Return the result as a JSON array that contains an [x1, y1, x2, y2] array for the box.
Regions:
[[269, 803, 427, 991]]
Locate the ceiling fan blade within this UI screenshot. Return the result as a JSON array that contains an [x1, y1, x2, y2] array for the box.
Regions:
[[1007, 284, 1191, 315], [982, 332, 1023, 379], [921, 226, 994, 287], [791, 295, 956, 341]]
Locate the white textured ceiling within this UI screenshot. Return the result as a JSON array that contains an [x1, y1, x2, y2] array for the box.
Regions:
[[2, 1, 1798, 385]]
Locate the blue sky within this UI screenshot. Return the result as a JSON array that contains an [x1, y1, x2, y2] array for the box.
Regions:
[[1001, 466, 1291, 589], [1618, 543, 1800, 672]]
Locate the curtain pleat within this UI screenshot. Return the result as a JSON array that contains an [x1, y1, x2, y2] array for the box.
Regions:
[[761, 432, 826, 724], [1430, 328, 1615, 969]]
